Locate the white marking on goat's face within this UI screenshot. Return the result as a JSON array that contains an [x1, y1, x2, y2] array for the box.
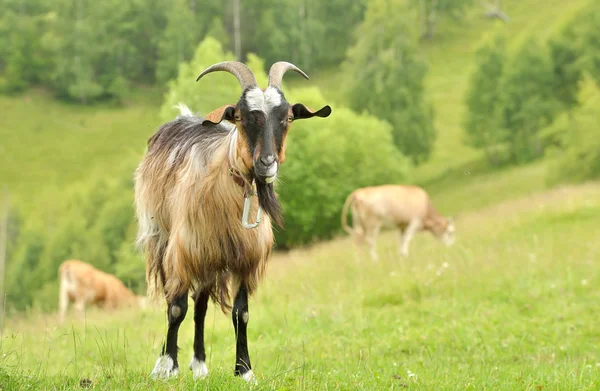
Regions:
[[244, 87, 282, 113], [189, 357, 209, 379], [242, 311, 249, 324], [264, 86, 282, 109], [150, 355, 179, 379]]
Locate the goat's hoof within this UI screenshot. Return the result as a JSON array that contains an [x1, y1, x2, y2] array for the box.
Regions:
[[150, 355, 180, 379], [189, 358, 209, 380], [237, 369, 257, 385]]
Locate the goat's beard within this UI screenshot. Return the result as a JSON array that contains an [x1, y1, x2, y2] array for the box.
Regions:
[[256, 181, 283, 228]]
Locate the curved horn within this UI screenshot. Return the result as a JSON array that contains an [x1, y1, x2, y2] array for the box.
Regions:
[[268, 61, 309, 89], [196, 61, 258, 91]]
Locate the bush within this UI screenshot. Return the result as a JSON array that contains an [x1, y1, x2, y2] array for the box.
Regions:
[[276, 87, 411, 248], [160, 37, 243, 122]]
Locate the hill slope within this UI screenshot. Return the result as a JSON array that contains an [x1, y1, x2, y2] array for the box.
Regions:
[[2, 181, 599, 389]]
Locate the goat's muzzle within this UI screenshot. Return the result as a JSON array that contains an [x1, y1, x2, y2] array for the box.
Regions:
[[254, 154, 278, 184]]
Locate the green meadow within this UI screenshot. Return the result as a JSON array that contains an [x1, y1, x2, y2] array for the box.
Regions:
[[1, 0, 600, 389]]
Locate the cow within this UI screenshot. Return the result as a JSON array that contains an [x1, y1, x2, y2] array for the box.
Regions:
[[58, 259, 147, 323], [341, 184, 455, 261]]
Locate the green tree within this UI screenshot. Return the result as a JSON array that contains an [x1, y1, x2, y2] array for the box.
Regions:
[[344, 0, 435, 165], [500, 37, 556, 163], [0, 1, 53, 92], [580, 4, 600, 85], [160, 37, 241, 121], [409, 0, 475, 40], [548, 25, 584, 118], [155, 0, 197, 84], [463, 35, 507, 165]]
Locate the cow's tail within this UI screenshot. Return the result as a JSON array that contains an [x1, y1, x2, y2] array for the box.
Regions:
[[341, 191, 356, 235]]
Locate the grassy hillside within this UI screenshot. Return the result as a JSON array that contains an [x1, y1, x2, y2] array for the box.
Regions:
[[2, 181, 599, 390]]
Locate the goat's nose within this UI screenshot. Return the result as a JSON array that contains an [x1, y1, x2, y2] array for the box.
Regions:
[[260, 155, 275, 166]]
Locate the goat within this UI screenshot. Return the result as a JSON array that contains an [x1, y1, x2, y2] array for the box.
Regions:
[[58, 259, 147, 324], [341, 184, 455, 261], [134, 61, 331, 382]]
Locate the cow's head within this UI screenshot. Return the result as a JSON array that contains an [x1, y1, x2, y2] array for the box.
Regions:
[[441, 216, 456, 246]]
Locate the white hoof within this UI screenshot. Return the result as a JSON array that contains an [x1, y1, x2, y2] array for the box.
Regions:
[[189, 358, 209, 380], [150, 355, 179, 379], [241, 369, 257, 385]]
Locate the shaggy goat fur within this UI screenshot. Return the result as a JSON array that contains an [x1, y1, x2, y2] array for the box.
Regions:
[[134, 110, 273, 312]]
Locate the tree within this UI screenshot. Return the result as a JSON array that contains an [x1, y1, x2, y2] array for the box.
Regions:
[[344, 0, 435, 165], [463, 34, 507, 164], [159, 37, 240, 122], [499, 37, 556, 163], [580, 4, 600, 85], [409, 0, 476, 40], [548, 25, 584, 119]]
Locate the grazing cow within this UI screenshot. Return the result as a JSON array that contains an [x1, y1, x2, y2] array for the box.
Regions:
[[58, 259, 147, 323], [341, 184, 455, 261]]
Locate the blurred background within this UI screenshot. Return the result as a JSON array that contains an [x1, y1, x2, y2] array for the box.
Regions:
[[0, 0, 599, 316]]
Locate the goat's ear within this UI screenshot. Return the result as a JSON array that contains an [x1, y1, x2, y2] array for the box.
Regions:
[[202, 105, 236, 126], [291, 103, 332, 120]]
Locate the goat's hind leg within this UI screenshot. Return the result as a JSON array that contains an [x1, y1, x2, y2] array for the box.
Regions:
[[232, 280, 256, 384], [151, 292, 188, 379], [189, 289, 210, 380]]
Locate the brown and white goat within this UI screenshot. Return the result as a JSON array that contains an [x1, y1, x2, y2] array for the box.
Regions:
[[58, 259, 147, 323], [341, 185, 455, 261], [134, 61, 331, 382]]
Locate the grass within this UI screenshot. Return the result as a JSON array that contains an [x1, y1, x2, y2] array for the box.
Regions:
[[2, 181, 600, 390], [0, 87, 161, 206]]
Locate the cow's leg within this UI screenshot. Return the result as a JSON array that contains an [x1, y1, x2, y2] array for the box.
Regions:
[[232, 280, 256, 384], [189, 289, 210, 380], [365, 222, 381, 262], [400, 219, 422, 257], [74, 298, 86, 320], [397, 225, 407, 257], [58, 282, 69, 324], [151, 293, 188, 379]]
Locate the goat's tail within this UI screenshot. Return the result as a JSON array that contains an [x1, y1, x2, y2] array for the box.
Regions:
[[341, 191, 356, 235], [144, 240, 167, 305], [215, 272, 232, 314]]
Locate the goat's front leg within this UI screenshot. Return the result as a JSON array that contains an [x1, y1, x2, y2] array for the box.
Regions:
[[189, 289, 210, 380], [232, 283, 256, 384], [151, 293, 188, 379]]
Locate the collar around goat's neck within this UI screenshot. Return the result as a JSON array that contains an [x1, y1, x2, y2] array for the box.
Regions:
[[227, 129, 254, 195]]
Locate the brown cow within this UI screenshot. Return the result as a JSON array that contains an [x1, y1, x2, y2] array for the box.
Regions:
[[58, 259, 147, 323], [341, 184, 455, 261]]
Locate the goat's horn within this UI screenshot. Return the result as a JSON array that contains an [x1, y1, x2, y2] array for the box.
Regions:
[[196, 61, 258, 91], [268, 61, 309, 89]]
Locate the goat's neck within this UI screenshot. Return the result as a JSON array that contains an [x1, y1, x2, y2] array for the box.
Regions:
[[227, 129, 252, 178]]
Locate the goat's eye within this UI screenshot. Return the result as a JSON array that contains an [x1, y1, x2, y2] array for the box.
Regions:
[[234, 114, 241, 121], [287, 116, 294, 122]]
